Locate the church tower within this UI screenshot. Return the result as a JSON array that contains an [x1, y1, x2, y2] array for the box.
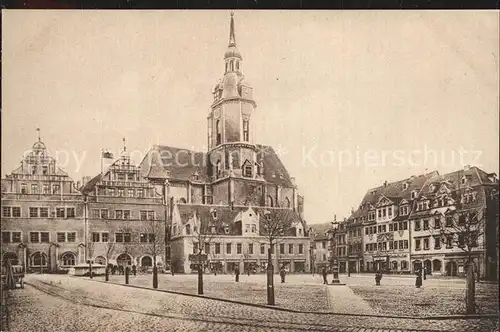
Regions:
[[207, 13, 260, 182]]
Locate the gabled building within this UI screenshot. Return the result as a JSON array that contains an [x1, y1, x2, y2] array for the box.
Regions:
[[1, 137, 83, 272], [138, 13, 307, 273], [409, 166, 498, 280], [80, 150, 166, 269], [308, 222, 333, 272], [350, 171, 438, 273]]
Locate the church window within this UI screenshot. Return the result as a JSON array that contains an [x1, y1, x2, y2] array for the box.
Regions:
[[216, 120, 221, 145], [243, 164, 252, 178], [267, 195, 274, 207], [230, 60, 234, 71], [215, 160, 222, 178], [243, 120, 249, 141], [285, 197, 291, 208]]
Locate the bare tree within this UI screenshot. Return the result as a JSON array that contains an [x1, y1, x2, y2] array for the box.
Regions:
[[259, 208, 296, 305], [186, 208, 219, 295], [140, 216, 165, 289], [103, 240, 115, 281]]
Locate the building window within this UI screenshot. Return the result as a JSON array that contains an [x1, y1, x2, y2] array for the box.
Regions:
[[100, 209, 108, 219], [267, 195, 274, 207], [434, 237, 441, 249], [280, 243, 285, 254], [404, 240, 408, 249], [12, 232, 21, 243], [243, 120, 249, 142], [21, 183, 27, 194], [42, 184, 50, 194], [137, 189, 144, 198], [42, 166, 48, 175], [39, 207, 48, 218], [251, 224, 257, 233], [118, 189, 124, 197], [128, 189, 134, 197], [52, 184, 60, 194], [2, 232, 11, 243], [57, 232, 66, 242], [56, 208, 65, 218], [92, 209, 99, 219], [30, 207, 39, 218], [260, 244, 265, 255], [205, 243, 211, 254], [446, 216, 453, 227], [31, 184, 39, 194], [243, 164, 253, 178], [298, 244, 303, 254], [446, 236, 453, 248], [248, 243, 254, 255], [140, 233, 154, 243], [61, 252, 76, 266], [237, 243, 242, 254], [193, 242, 199, 254], [92, 232, 100, 242], [401, 261, 408, 270], [115, 210, 123, 219], [411, 190, 417, 199], [423, 238, 429, 250], [2, 207, 11, 217], [226, 243, 232, 254], [415, 239, 421, 250], [66, 208, 75, 218], [214, 243, 221, 254], [185, 224, 191, 235], [434, 217, 441, 229], [67, 232, 76, 242], [288, 244, 293, 254], [102, 233, 109, 242], [414, 220, 421, 231], [216, 120, 221, 145], [423, 220, 429, 230], [31, 252, 46, 266], [458, 234, 465, 247]]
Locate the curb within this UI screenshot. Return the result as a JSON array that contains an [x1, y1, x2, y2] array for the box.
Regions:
[[65, 277, 498, 321]]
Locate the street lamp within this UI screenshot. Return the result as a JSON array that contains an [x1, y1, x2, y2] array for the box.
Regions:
[[308, 229, 317, 275], [329, 219, 343, 285]]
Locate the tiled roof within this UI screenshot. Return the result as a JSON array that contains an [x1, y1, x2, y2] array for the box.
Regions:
[[154, 145, 209, 182], [348, 171, 439, 222], [80, 174, 102, 194], [308, 222, 332, 240], [256, 145, 294, 187], [175, 204, 304, 237]]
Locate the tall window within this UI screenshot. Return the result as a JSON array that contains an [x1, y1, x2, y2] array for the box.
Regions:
[[267, 195, 274, 207], [226, 243, 232, 254], [243, 120, 249, 142], [243, 164, 252, 178], [216, 120, 221, 145]]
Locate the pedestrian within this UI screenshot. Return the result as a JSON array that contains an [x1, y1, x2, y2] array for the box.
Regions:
[[423, 266, 427, 280], [415, 268, 423, 288], [322, 267, 328, 284], [280, 266, 286, 283], [171, 267, 175, 276], [375, 270, 382, 286], [235, 266, 240, 282], [132, 264, 137, 276]]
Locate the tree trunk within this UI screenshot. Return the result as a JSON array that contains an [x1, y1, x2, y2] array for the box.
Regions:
[[465, 261, 476, 314], [153, 256, 158, 289], [266, 246, 275, 305], [198, 249, 203, 295], [105, 265, 109, 281]]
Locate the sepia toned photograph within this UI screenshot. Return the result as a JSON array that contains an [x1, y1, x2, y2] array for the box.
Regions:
[[1, 9, 499, 332]]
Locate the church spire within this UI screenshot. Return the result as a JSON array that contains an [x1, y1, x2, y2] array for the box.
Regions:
[[229, 11, 236, 47]]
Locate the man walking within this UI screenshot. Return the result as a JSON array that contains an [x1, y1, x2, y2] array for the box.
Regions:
[[280, 266, 286, 283]]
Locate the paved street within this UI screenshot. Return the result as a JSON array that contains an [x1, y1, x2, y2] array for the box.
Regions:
[[3, 274, 498, 332]]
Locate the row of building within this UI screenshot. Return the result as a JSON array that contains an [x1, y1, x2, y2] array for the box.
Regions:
[[1, 13, 309, 275], [309, 168, 499, 280]]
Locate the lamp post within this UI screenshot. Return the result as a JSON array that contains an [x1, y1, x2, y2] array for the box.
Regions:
[[329, 219, 341, 284], [309, 230, 316, 275]]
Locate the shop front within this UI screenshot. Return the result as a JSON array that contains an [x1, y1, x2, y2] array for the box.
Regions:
[[294, 260, 306, 273], [243, 260, 258, 274]]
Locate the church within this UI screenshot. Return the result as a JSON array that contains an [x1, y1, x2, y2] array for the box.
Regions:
[[139, 13, 308, 273]]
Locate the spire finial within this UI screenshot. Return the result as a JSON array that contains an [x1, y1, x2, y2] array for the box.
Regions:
[[229, 12, 236, 46], [36, 127, 41, 142], [122, 137, 126, 152]]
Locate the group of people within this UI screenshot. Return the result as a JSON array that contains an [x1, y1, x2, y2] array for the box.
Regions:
[[108, 264, 138, 276]]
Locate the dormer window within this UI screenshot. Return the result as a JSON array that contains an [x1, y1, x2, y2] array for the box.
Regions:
[[192, 172, 199, 181], [411, 190, 418, 199], [429, 184, 435, 192], [461, 177, 467, 185], [403, 183, 409, 190], [243, 161, 253, 178]]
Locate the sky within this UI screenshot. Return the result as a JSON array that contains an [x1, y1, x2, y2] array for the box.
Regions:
[[2, 10, 499, 224]]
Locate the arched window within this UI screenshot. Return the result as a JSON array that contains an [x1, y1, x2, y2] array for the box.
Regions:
[[61, 252, 76, 266], [267, 195, 274, 207], [243, 120, 249, 141], [432, 259, 442, 272], [172, 225, 178, 236], [186, 224, 191, 235], [178, 198, 187, 204], [216, 120, 221, 145], [141, 256, 153, 267], [401, 260, 408, 270], [31, 252, 47, 267], [94, 256, 106, 265], [285, 197, 291, 208], [116, 253, 132, 267], [236, 61, 239, 70], [216, 160, 222, 178], [230, 60, 234, 71]]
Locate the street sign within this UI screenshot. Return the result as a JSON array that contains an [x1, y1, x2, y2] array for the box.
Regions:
[[188, 254, 207, 262]]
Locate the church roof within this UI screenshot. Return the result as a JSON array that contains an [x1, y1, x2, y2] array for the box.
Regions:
[[256, 145, 294, 187], [153, 145, 209, 182]]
